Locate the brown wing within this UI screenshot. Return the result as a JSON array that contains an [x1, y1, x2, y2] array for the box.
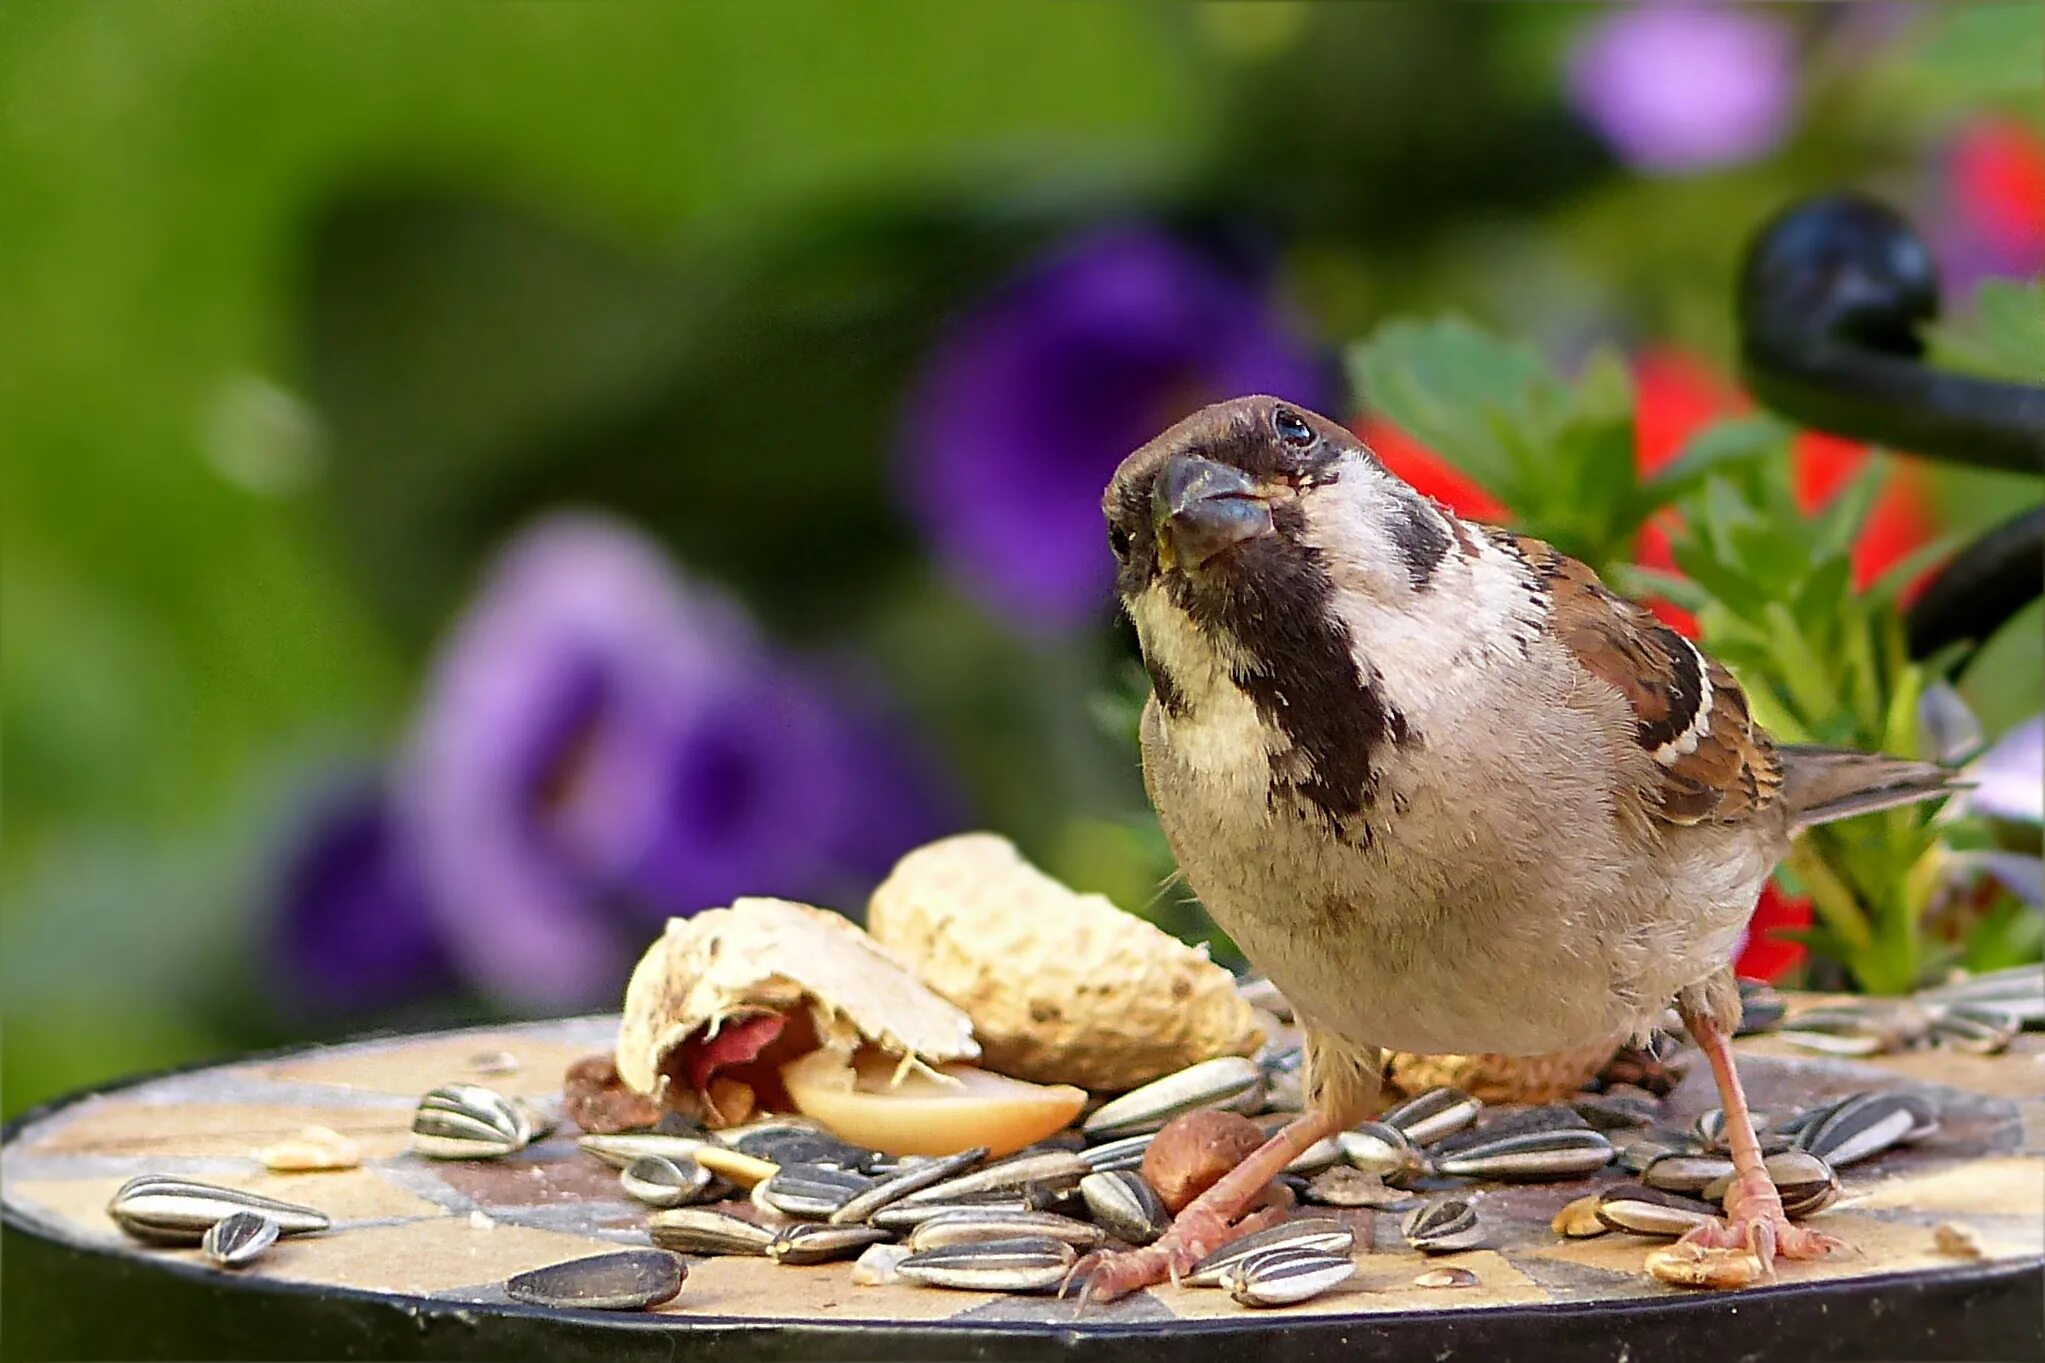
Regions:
[[1491, 530, 1781, 826]]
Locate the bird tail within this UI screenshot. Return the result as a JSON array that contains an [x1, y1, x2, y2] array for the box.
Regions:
[[1779, 744, 1962, 831]]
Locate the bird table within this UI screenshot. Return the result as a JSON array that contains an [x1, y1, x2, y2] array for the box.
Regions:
[[5, 1010, 2042, 1362]]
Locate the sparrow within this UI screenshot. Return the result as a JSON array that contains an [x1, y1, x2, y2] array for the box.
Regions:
[[1080, 396, 1956, 1298]]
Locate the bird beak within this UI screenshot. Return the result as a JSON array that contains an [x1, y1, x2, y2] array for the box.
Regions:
[[1152, 455, 1275, 572]]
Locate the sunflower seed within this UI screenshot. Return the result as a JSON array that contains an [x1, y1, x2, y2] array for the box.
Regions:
[[1021, 1180, 1090, 1218], [1078, 1170, 1169, 1245], [1237, 973, 1294, 1021], [1929, 1004, 2020, 1055], [756, 1163, 875, 1220], [1284, 1135, 1345, 1175], [1337, 1122, 1426, 1179], [621, 1155, 714, 1209], [1551, 1193, 1608, 1238], [505, 1249, 685, 1310], [1078, 1133, 1156, 1173], [1701, 1149, 1840, 1218], [851, 1241, 915, 1285], [511, 1098, 557, 1144], [1735, 980, 1788, 1036], [577, 1132, 712, 1170], [411, 1084, 527, 1159], [107, 1178, 329, 1244], [647, 1207, 775, 1256], [1796, 1092, 1928, 1166], [896, 1236, 1075, 1292], [1641, 1151, 1736, 1195], [1916, 963, 2044, 1026], [870, 1197, 1030, 1231], [1382, 1088, 1482, 1146], [1297, 1165, 1404, 1209], [1573, 1090, 1662, 1131], [1223, 1246, 1357, 1307], [1415, 1266, 1478, 1289], [833, 1146, 990, 1224], [1594, 1186, 1719, 1237], [891, 1148, 1067, 1210], [908, 1208, 1104, 1252], [201, 1212, 279, 1268], [728, 1128, 881, 1174], [1431, 1104, 1589, 1153], [1614, 1128, 1694, 1174], [1402, 1197, 1485, 1253], [1432, 1128, 1613, 1182], [1081, 1058, 1266, 1139], [1182, 1218, 1356, 1288], [766, 1223, 894, 1265]]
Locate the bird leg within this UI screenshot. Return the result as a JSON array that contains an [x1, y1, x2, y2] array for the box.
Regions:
[[1648, 1004, 1845, 1289], [1073, 1108, 1344, 1303]]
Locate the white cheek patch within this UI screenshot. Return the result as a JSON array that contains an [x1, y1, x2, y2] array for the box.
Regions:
[[1650, 636, 1714, 766]]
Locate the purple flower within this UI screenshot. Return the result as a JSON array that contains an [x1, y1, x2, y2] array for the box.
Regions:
[[272, 787, 454, 1014], [1967, 715, 2043, 825], [900, 227, 1329, 632], [275, 514, 957, 1012], [1568, 2, 1797, 175]]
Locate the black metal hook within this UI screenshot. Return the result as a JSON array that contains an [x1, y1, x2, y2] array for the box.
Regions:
[[1736, 194, 2043, 672], [1738, 194, 2045, 474]]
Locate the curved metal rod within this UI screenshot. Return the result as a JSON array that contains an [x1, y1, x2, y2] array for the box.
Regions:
[[1737, 194, 2045, 474], [1904, 504, 2045, 671]]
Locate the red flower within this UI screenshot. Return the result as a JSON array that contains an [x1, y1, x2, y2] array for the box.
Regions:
[[1951, 117, 2045, 271], [1738, 882, 1812, 982]]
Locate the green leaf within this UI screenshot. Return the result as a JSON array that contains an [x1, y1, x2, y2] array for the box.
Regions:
[[1763, 602, 1843, 722], [1811, 458, 1887, 561], [1347, 316, 1551, 491], [1638, 414, 1789, 512], [1608, 564, 1707, 611]]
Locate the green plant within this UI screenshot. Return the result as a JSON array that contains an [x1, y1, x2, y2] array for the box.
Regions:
[[1626, 455, 2023, 993], [1347, 315, 1780, 575]]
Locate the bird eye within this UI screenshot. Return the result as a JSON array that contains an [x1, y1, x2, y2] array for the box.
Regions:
[[1108, 525, 1132, 560], [1273, 408, 1315, 447]]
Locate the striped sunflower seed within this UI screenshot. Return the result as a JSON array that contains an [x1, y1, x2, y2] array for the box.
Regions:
[[1078, 1170, 1169, 1245], [728, 1128, 880, 1174], [1182, 1218, 1355, 1288], [1928, 1004, 2019, 1055], [108, 1177, 329, 1245], [1381, 1088, 1482, 1146], [1572, 1090, 1662, 1131], [871, 1197, 1029, 1232], [1402, 1197, 1485, 1253], [766, 1223, 894, 1265], [1223, 1246, 1356, 1308], [1735, 979, 1787, 1036], [647, 1207, 775, 1257], [891, 1148, 1069, 1211], [907, 1208, 1104, 1252], [1337, 1122, 1426, 1179], [578, 1131, 712, 1170], [1640, 1151, 1735, 1195], [1915, 963, 2043, 1027], [1236, 974, 1294, 1022], [1431, 1127, 1613, 1182], [411, 1084, 528, 1160], [506, 1249, 685, 1310], [1795, 1092, 1932, 1166], [896, 1235, 1075, 1292], [202, 1212, 279, 1268], [1430, 1104, 1589, 1152], [1594, 1187, 1719, 1237], [1614, 1129, 1695, 1174], [1078, 1133, 1156, 1174], [1701, 1149, 1840, 1218], [831, 1146, 990, 1225], [621, 1155, 715, 1209], [1081, 1058, 1266, 1139], [756, 1163, 875, 1220], [1284, 1135, 1345, 1175]]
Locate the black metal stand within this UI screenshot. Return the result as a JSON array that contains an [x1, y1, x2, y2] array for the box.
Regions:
[[1737, 195, 2043, 674]]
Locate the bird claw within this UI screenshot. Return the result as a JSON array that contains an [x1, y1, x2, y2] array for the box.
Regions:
[[1647, 1209, 1844, 1290]]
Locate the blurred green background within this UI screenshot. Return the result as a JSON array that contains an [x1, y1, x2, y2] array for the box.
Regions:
[[3, 0, 2040, 1134]]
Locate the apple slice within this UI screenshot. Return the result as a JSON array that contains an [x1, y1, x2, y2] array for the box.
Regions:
[[780, 1048, 1087, 1158]]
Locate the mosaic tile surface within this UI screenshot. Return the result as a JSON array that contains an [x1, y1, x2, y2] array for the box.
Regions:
[[5, 1013, 2041, 1333]]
